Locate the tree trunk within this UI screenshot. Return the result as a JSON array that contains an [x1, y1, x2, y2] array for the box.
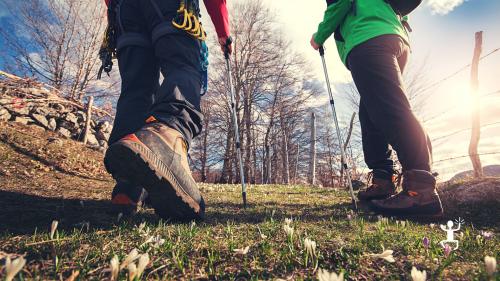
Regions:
[[468, 31, 483, 178], [281, 126, 290, 185], [309, 112, 316, 185], [82, 96, 93, 145]]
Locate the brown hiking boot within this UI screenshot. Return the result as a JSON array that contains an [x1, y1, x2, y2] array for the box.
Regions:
[[104, 116, 205, 221], [358, 169, 397, 201], [371, 170, 443, 218]]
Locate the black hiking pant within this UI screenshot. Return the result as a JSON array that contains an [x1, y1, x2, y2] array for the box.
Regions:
[[347, 34, 432, 175], [108, 0, 203, 146]]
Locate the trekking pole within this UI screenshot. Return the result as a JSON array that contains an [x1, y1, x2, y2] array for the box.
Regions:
[[224, 37, 247, 209], [318, 46, 358, 211]]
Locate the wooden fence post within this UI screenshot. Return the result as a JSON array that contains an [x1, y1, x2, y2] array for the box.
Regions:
[[82, 96, 94, 145], [309, 112, 316, 185], [469, 31, 483, 178]]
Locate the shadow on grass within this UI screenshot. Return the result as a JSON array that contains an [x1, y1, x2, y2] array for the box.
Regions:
[[0, 190, 358, 235], [2, 190, 497, 235], [0, 190, 120, 235]]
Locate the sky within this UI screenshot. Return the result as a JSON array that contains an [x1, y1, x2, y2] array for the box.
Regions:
[[264, 0, 500, 181], [1, 0, 499, 181]]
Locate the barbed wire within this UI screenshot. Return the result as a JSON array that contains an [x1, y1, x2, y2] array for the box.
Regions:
[[434, 151, 500, 163], [432, 121, 500, 143], [423, 88, 500, 123], [482, 89, 500, 97], [419, 47, 500, 94]]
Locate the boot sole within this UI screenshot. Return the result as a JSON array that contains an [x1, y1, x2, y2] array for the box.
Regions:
[[105, 139, 204, 221]]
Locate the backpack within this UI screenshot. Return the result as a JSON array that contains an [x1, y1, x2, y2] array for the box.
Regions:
[[385, 0, 422, 16]]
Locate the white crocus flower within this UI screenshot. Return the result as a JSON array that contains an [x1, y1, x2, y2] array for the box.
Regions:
[[370, 249, 395, 263], [136, 253, 150, 278], [5, 256, 26, 281], [304, 238, 317, 258], [110, 255, 120, 281], [127, 262, 137, 281], [411, 266, 427, 281], [50, 220, 58, 240], [317, 268, 344, 281], [283, 225, 294, 239], [429, 223, 436, 229], [485, 256, 497, 276], [233, 246, 250, 255], [117, 212, 123, 222], [284, 218, 292, 226], [120, 249, 139, 270]]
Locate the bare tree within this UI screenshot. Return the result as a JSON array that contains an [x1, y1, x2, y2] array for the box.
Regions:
[[0, 0, 109, 100]]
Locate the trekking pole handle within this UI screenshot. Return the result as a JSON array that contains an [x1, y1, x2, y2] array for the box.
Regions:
[[224, 36, 233, 59], [318, 46, 325, 56]]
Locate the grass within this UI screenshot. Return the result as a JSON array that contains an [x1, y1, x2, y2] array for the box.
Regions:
[[0, 122, 499, 280]]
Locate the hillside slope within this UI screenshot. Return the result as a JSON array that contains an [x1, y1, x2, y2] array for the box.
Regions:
[[0, 121, 115, 233]]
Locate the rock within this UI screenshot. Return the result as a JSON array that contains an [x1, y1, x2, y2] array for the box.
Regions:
[[14, 116, 33, 125], [51, 103, 65, 112], [76, 111, 87, 123], [0, 107, 11, 121], [48, 118, 57, 131], [65, 112, 79, 125], [58, 127, 72, 139], [96, 123, 111, 141], [31, 113, 49, 128], [99, 140, 108, 149], [86, 133, 99, 146], [7, 103, 30, 116], [33, 106, 50, 116]]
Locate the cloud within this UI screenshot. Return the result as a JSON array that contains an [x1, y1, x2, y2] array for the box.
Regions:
[[426, 0, 467, 15]]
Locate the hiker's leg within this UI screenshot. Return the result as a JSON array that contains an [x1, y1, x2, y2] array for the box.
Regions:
[[350, 35, 442, 216], [107, 0, 159, 214], [140, 0, 203, 146], [108, 0, 160, 145], [357, 100, 397, 201], [359, 99, 394, 174], [104, 0, 205, 221], [348, 34, 431, 172]]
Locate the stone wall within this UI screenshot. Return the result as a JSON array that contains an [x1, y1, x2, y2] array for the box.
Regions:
[[0, 73, 113, 151]]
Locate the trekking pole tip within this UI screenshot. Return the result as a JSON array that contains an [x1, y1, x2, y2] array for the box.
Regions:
[[242, 192, 247, 209]]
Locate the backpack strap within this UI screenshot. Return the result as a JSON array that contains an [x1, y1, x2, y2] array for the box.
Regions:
[[117, 33, 151, 50]]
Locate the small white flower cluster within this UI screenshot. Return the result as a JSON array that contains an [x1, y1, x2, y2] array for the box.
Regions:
[[110, 249, 150, 281], [317, 268, 344, 281], [50, 220, 58, 240], [304, 238, 317, 259], [485, 256, 497, 277], [233, 246, 250, 256], [4, 256, 26, 281], [369, 249, 395, 263], [411, 267, 426, 281], [283, 218, 294, 239]]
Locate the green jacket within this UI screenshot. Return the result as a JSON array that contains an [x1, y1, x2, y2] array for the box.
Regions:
[[314, 0, 409, 66]]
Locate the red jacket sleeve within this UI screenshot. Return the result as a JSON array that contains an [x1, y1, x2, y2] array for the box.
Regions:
[[203, 0, 230, 39]]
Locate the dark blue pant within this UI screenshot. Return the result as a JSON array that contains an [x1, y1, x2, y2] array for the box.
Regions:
[[348, 34, 432, 175], [108, 0, 202, 146]]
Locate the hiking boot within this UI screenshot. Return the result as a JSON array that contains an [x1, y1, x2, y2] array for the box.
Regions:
[[358, 169, 397, 201], [104, 116, 205, 221], [111, 181, 148, 215], [371, 170, 443, 218]]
